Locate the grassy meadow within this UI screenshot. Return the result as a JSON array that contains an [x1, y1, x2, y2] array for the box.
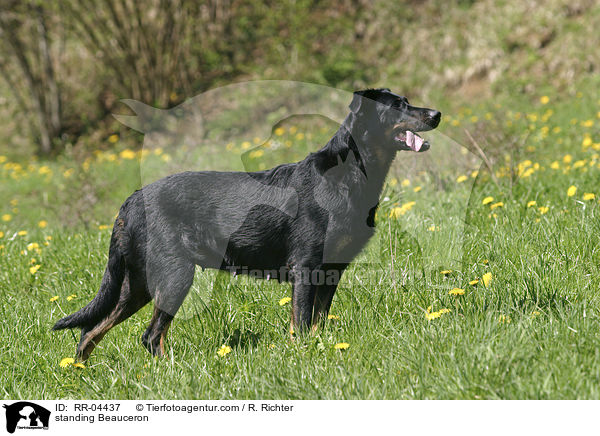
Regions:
[[1, 80, 600, 399]]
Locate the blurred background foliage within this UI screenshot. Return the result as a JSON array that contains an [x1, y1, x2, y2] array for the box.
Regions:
[[0, 0, 599, 158]]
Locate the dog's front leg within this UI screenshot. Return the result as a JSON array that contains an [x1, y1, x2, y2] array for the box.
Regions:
[[311, 284, 338, 332], [290, 266, 317, 335]]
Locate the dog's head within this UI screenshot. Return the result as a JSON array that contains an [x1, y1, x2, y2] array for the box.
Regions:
[[349, 88, 441, 152]]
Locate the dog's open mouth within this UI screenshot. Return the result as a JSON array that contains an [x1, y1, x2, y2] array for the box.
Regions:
[[393, 127, 429, 152]]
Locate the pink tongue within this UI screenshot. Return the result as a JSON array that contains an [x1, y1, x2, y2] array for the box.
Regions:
[[406, 131, 424, 152]]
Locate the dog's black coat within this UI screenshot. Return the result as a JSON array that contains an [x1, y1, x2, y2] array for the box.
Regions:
[[53, 88, 441, 359]]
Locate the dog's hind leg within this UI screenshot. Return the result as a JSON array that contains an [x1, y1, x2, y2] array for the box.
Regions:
[[142, 258, 195, 357], [76, 271, 151, 360], [141, 306, 174, 357]]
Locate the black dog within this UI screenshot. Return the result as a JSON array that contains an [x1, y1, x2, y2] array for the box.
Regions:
[[53, 88, 441, 359]]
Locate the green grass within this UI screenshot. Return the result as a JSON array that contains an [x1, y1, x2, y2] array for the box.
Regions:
[[1, 87, 600, 399]]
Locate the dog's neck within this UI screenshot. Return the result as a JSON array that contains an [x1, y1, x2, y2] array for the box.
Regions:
[[314, 114, 397, 196]]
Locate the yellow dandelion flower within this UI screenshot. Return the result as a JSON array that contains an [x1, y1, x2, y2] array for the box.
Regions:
[[45, 235, 52, 241], [469, 279, 479, 286], [98, 225, 110, 230], [38, 166, 52, 176], [274, 127, 285, 136], [427, 225, 436, 232], [425, 307, 450, 321], [582, 119, 594, 128], [120, 149, 136, 160], [248, 150, 264, 159], [289, 126, 298, 134], [67, 294, 77, 301], [471, 170, 479, 178], [108, 134, 119, 143], [425, 311, 440, 320], [389, 202, 416, 218], [498, 315, 511, 324], [333, 342, 350, 350], [241, 141, 252, 150], [563, 154, 572, 164], [540, 96, 549, 105], [389, 207, 404, 219], [279, 297, 292, 306], [440, 270, 452, 275], [72, 362, 86, 369], [456, 175, 468, 183], [527, 200, 537, 208], [18, 230, 27, 236], [217, 345, 232, 357], [26, 242, 39, 251], [583, 193, 595, 201], [532, 311, 541, 317], [50, 296, 59, 302], [29, 264, 41, 275], [38, 220, 48, 228], [0, 231, 3, 238], [413, 186, 422, 192], [2, 214, 12, 222], [538, 206, 549, 214], [482, 196, 494, 205], [573, 160, 586, 169], [490, 202, 504, 210], [327, 314, 339, 320], [482, 272, 492, 287], [295, 133, 305, 140], [449, 288, 465, 296], [567, 185, 577, 197], [401, 178, 411, 187], [550, 161, 559, 169], [59, 357, 75, 368]]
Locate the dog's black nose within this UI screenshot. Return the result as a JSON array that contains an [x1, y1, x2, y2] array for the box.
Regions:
[[427, 110, 441, 127]]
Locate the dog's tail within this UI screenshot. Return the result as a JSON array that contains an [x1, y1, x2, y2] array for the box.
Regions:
[[52, 228, 125, 331]]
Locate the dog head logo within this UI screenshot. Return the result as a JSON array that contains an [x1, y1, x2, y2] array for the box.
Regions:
[[3, 402, 50, 433]]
